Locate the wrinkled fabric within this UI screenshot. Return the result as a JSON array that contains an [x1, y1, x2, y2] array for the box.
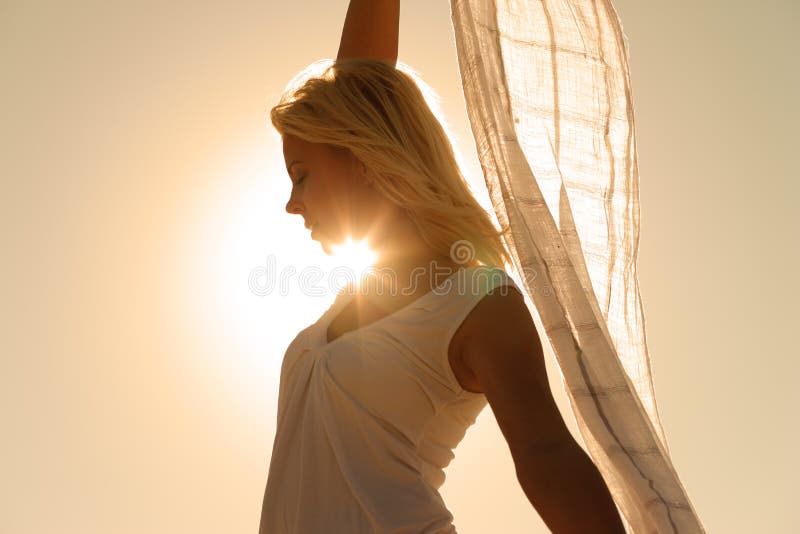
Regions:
[[260, 267, 521, 533], [449, 0, 705, 531]]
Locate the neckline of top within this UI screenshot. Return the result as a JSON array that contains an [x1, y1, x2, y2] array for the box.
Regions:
[[320, 265, 487, 350]]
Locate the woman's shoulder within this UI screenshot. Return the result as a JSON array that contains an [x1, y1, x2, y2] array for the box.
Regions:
[[452, 264, 520, 296], [451, 265, 526, 340]]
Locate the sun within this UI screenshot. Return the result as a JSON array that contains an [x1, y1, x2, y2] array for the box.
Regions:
[[329, 237, 378, 279]]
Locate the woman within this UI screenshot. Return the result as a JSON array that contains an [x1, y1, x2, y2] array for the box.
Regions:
[[259, 1, 625, 532]]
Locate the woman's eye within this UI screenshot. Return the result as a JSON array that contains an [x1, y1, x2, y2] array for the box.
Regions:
[[295, 174, 307, 186]]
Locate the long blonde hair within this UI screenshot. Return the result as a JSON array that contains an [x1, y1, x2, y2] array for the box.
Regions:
[[270, 58, 511, 268]]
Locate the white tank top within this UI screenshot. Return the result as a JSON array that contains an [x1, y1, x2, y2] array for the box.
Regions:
[[259, 265, 520, 533]]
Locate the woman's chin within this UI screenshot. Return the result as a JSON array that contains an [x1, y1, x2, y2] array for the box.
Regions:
[[310, 226, 325, 244], [311, 225, 352, 254], [311, 230, 337, 255], [321, 243, 335, 255]]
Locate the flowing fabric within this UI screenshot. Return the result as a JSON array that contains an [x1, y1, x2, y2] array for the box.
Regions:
[[449, 0, 704, 531]]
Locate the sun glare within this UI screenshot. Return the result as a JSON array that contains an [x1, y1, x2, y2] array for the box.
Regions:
[[329, 237, 378, 280]]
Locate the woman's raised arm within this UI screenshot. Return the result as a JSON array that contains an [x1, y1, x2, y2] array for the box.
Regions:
[[337, 0, 400, 65]]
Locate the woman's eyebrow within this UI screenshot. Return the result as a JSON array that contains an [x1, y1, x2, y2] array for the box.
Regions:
[[287, 160, 302, 173]]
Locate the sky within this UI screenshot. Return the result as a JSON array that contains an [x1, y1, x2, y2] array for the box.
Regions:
[[1, 1, 797, 532]]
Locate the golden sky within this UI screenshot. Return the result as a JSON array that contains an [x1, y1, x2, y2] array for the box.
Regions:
[[1, 1, 797, 532]]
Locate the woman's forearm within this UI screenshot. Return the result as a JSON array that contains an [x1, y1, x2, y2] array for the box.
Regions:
[[337, 0, 400, 65], [516, 442, 626, 533]]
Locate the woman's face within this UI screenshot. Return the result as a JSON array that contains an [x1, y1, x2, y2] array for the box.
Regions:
[[282, 134, 394, 254]]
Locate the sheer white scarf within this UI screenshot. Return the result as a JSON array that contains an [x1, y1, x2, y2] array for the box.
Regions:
[[449, 0, 705, 531]]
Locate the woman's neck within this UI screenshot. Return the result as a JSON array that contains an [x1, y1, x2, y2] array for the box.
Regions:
[[356, 215, 477, 296]]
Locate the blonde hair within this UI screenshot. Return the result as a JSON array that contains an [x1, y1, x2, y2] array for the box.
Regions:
[[270, 57, 511, 268]]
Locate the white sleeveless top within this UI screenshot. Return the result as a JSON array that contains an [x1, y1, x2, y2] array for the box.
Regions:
[[259, 266, 520, 533]]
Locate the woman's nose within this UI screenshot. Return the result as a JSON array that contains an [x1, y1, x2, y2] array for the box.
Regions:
[[285, 193, 303, 215]]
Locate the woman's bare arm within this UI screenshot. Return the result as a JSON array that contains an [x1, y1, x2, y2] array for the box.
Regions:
[[458, 288, 626, 533], [337, 0, 400, 65]]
